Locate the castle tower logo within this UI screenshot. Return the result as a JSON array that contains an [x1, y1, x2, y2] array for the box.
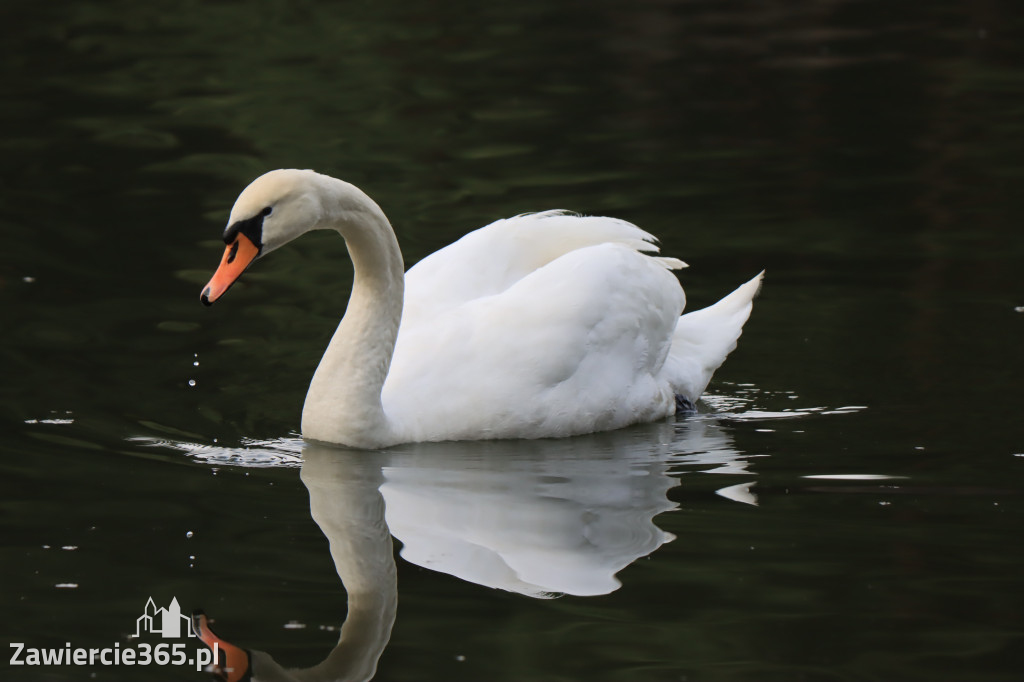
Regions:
[[130, 597, 197, 639]]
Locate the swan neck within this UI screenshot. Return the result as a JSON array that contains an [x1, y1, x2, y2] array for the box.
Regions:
[[302, 178, 404, 447]]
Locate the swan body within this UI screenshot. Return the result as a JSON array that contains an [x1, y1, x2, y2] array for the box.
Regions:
[[201, 169, 762, 448]]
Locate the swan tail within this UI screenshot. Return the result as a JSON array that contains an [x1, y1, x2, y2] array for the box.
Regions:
[[664, 271, 764, 403]]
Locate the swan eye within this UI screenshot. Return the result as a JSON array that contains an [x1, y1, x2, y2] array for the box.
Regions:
[[261, 206, 273, 217]]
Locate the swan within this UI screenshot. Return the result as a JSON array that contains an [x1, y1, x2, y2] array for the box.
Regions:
[[200, 169, 762, 448]]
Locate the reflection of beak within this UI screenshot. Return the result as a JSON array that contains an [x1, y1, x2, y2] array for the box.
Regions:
[[200, 233, 260, 306], [192, 610, 252, 682]]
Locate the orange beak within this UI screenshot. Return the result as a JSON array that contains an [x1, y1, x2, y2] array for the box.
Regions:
[[200, 233, 260, 306], [192, 611, 252, 682]]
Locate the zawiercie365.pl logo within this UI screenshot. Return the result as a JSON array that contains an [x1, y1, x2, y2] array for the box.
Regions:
[[9, 597, 217, 672]]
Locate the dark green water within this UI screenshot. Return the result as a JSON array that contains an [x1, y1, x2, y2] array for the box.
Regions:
[[2, 0, 1022, 680]]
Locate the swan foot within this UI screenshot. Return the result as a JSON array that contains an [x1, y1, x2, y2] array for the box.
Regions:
[[674, 394, 698, 414]]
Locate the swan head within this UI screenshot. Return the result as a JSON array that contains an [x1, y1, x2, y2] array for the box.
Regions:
[[201, 169, 324, 306]]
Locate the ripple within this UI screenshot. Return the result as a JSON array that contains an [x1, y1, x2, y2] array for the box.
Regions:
[[130, 435, 304, 468], [803, 474, 908, 480], [715, 481, 759, 506], [702, 385, 868, 422]]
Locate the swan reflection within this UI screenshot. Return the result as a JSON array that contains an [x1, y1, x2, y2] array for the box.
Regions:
[[378, 426, 683, 598], [181, 418, 757, 681]]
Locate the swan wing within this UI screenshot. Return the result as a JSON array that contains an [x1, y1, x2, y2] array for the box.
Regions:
[[384, 242, 686, 442], [400, 211, 683, 329]]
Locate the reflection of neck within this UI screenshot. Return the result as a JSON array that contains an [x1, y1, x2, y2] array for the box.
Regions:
[[221, 450, 396, 682], [302, 454, 396, 681]]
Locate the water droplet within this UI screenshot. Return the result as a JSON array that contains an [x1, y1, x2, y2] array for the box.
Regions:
[[22, 276, 36, 283], [283, 621, 306, 630], [186, 531, 194, 539], [455, 655, 467, 662], [193, 361, 199, 367], [188, 379, 196, 387]]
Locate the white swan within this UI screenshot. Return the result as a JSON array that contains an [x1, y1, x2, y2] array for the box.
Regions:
[[200, 169, 762, 448]]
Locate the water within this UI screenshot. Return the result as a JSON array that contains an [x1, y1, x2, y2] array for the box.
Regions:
[[2, 0, 1022, 680]]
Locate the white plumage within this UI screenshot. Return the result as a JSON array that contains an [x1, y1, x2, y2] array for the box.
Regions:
[[201, 169, 763, 448]]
